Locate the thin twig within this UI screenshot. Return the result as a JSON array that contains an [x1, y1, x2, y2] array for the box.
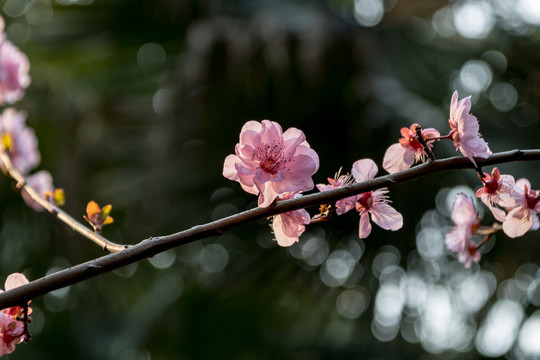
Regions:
[[0, 149, 539, 309], [415, 125, 435, 161], [0, 153, 129, 253]]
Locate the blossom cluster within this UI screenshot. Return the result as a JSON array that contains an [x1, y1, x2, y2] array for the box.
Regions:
[[223, 91, 538, 268], [0, 15, 61, 213]]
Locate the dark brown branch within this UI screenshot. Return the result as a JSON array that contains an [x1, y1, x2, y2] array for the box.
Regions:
[[0, 149, 539, 309]]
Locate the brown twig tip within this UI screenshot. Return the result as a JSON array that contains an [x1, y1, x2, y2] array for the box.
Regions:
[[414, 125, 436, 161]]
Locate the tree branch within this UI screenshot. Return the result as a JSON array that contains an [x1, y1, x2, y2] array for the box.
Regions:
[[0, 149, 539, 309], [0, 153, 129, 253]]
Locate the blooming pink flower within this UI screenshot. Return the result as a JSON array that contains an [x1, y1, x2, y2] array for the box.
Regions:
[[223, 120, 319, 207], [0, 108, 40, 175], [0, 18, 30, 105], [0, 313, 24, 356], [448, 91, 491, 166], [0, 273, 30, 356], [350, 159, 403, 238], [445, 193, 479, 253], [382, 123, 440, 173], [21, 170, 54, 211], [271, 193, 311, 247], [503, 178, 540, 238], [475, 167, 515, 221], [457, 239, 481, 268], [316, 168, 356, 215]]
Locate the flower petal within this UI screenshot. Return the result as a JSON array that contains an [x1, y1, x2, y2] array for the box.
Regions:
[[358, 212, 372, 239], [370, 203, 403, 231], [503, 206, 533, 238], [383, 143, 412, 174], [351, 158, 378, 182], [5, 273, 29, 291]]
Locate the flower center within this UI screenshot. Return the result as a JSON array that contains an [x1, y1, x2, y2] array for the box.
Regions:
[[261, 157, 280, 174], [525, 192, 540, 210], [407, 135, 424, 150], [484, 179, 498, 194], [357, 192, 373, 210], [256, 141, 287, 175]]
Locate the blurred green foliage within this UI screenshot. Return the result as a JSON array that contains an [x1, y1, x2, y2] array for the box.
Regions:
[[1, 0, 540, 359]]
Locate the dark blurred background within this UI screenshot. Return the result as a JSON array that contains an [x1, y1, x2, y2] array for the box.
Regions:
[[1, 0, 540, 359]]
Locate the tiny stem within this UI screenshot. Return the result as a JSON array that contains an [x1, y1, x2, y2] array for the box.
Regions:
[[477, 223, 502, 235], [414, 125, 436, 161], [476, 233, 493, 250], [429, 134, 452, 141], [0, 152, 129, 253]]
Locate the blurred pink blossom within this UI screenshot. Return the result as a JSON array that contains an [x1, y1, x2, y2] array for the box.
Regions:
[[0, 21, 30, 105], [0, 108, 40, 175], [445, 193, 479, 253], [350, 159, 403, 239], [448, 91, 491, 166], [382, 123, 440, 173], [21, 170, 54, 211], [457, 240, 481, 268], [503, 178, 540, 238], [271, 193, 310, 247], [223, 120, 319, 207], [475, 167, 515, 221]]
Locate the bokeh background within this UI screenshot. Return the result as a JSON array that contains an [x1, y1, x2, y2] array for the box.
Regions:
[[1, 0, 540, 359]]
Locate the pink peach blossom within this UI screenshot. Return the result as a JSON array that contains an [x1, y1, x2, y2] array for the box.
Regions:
[[21, 170, 54, 211], [503, 178, 540, 238], [0, 108, 40, 175], [223, 120, 319, 207], [382, 123, 440, 173], [271, 193, 310, 247], [316, 168, 356, 215], [0, 313, 24, 356], [0, 273, 30, 356], [0, 36, 30, 105], [350, 159, 403, 239], [448, 91, 491, 166], [445, 193, 479, 253], [475, 167, 515, 221]]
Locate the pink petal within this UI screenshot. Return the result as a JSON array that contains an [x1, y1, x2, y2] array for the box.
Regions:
[[445, 226, 468, 252], [336, 195, 359, 215], [351, 158, 378, 182], [531, 215, 540, 231], [370, 203, 403, 231], [260, 120, 283, 144], [481, 197, 507, 222], [515, 178, 531, 192], [223, 154, 241, 181], [422, 127, 441, 139], [457, 240, 481, 268], [282, 127, 306, 153], [257, 183, 279, 207], [4, 273, 28, 291], [358, 212, 372, 239], [451, 194, 476, 226], [503, 206, 533, 238], [240, 120, 262, 135], [272, 214, 299, 247], [274, 153, 318, 193], [383, 143, 412, 174]]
